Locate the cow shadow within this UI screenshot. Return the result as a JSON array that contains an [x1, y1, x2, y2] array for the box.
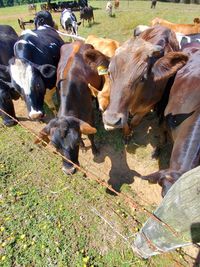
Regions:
[[93, 141, 140, 195], [126, 111, 172, 171]]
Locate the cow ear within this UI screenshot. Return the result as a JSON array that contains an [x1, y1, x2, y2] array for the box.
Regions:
[[152, 52, 188, 82], [34, 118, 58, 145], [37, 64, 57, 78], [84, 48, 110, 67], [79, 120, 97, 135]]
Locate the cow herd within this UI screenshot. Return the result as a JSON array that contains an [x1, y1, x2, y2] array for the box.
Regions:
[[0, 14, 200, 198]]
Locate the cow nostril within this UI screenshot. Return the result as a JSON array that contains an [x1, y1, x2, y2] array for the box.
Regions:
[[114, 117, 122, 126]]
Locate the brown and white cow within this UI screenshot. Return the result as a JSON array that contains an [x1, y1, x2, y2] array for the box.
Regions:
[[37, 41, 107, 174], [141, 43, 200, 197], [102, 26, 188, 139]]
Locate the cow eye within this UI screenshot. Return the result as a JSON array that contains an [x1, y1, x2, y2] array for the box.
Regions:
[[140, 73, 147, 83]]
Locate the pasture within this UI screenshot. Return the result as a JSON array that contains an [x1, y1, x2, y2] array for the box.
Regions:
[[1, 1, 200, 266]]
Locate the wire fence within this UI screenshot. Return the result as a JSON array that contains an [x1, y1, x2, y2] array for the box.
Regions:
[[0, 107, 198, 266]]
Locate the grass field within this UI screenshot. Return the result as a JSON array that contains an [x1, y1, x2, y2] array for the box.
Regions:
[[1, 1, 200, 266]]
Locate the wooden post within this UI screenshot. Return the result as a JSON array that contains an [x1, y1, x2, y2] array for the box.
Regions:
[[132, 166, 200, 259]]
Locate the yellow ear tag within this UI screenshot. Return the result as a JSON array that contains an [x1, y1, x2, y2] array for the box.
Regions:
[[97, 65, 108, 75]]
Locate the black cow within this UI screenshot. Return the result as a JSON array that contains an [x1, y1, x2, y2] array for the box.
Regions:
[[80, 6, 94, 26], [0, 25, 20, 126], [34, 10, 56, 29], [8, 26, 64, 120]]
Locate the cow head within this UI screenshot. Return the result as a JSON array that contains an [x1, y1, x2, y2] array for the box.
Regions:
[[83, 48, 110, 111], [103, 38, 188, 130], [37, 116, 96, 174], [9, 57, 56, 119]]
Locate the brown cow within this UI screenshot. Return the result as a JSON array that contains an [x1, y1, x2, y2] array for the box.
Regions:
[[102, 26, 188, 140], [141, 43, 200, 197], [37, 41, 107, 174], [151, 17, 200, 35]]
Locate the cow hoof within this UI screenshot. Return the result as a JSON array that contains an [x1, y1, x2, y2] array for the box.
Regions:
[[3, 119, 18, 127], [62, 166, 76, 175]]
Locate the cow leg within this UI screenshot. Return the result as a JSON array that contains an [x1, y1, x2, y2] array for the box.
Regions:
[[88, 134, 99, 155], [0, 88, 18, 127], [44, 87, 57, 115]]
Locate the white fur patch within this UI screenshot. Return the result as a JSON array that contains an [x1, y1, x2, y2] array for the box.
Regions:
[[10, 58, 33, 95], [21, 29, 38, 37], [29, 107, 43, 118]]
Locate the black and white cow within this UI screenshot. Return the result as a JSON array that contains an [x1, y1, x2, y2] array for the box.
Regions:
[[9, 25, 64, 120], [0, 25, 20, 126], [60, 9, 81, 35]]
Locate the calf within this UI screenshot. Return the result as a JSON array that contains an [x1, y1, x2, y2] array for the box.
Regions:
[[38, 41, 106, 174], [80, 6, 94, 26], [8, 26, 64, 120], [60, 8, 80, 35], [141, 43, 200, 196], [0, 25, 20, 126], [28, 3, 37, 13]]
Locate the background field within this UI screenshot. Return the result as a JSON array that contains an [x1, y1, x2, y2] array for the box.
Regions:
[[1, 1, 200, 266]]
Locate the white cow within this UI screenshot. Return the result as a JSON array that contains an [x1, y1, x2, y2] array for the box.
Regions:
[[106, 1, 113, 17]]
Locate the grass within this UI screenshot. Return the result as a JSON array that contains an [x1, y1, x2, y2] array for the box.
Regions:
[[0, 1, 199, 266]]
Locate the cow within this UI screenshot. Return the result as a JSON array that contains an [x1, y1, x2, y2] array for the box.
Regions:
[[175, 32, 200, 49], [141, 43, 200, 197], [151, 0, 157, 9], [37, 41, 107, 174], [0, 25, 20, 126], [84, 35, 120, 111], [114, 0, 119, 9], [28, 3, 37, 13], [80, 6, 94, 26], [58, 1, 79, 11], [34, 10, 57, 29], [151, 17, 200, 35], [102, 26, 188, 142], [8, 26, 64, 120], [106, 1, 113, 17], [60, 9, 81, 35]]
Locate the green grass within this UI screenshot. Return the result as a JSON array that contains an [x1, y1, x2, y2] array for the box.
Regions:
[[0, 1, 198, 266]]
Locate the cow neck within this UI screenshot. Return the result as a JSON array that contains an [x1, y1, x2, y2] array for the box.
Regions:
[[62, 42, 81, 80]]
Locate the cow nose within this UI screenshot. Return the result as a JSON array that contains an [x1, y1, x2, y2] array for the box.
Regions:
[[103, 112, 124, 129], [62, 166, 76, 175], [29, 110, 44, 120]]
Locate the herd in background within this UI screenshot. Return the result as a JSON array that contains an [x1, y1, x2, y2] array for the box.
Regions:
[[0, 10, 200, 198]]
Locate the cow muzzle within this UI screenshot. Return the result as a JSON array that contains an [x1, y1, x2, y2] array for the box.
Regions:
[[29, 109, 44, 120], [103, 111, 127, 130]]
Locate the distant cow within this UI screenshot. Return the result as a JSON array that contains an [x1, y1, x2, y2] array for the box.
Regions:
[[60, 8, 81, 35], [8, 26, 64, 120], [106, 1, 112, 17], [37, 41, 104, 174], [28, 3, 37, 13], [114, 0, 119, 9], [151, 0, 157, 9], [0, 25, 20, 126], [80, 6, 94, 26], [151, 17, 200, 35], [58, 1, 79, 11], [34, 10, 56, 29]]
